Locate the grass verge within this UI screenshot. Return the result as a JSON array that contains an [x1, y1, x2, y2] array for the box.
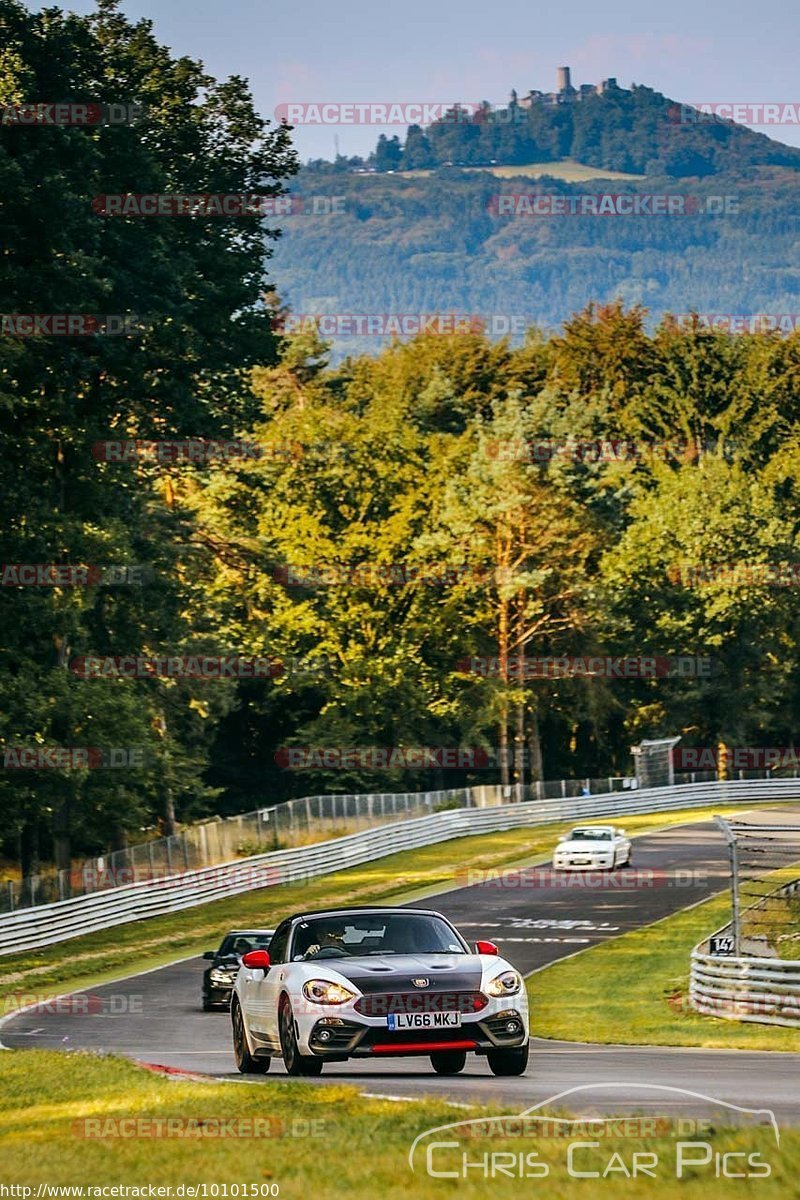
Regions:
[[528, 891, 800, 1052], [0, 1050, 796, 1198], [0, 804, 768, 1014]]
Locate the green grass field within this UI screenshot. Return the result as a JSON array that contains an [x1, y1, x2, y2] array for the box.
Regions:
[[398, 158, 646, 181], [0, 1050, 795, 1199], [529, 891, 800, 1052], [0, 805, 750, 1013]]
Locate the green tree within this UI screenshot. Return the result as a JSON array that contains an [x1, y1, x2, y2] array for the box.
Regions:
[[0, 0, 296, 878]]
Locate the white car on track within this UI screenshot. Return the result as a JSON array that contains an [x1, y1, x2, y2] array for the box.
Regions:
[[552, 824, 632, 871], [231, 906, 529, 1078]]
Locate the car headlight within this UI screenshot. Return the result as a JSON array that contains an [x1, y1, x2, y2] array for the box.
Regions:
[[302, 979, 356, 1005], [485, 970, 522, 997], [210, 969, 235, 984]]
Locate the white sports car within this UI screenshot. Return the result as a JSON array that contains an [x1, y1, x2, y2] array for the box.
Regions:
[[552, 824, 632, 871], [231, 906, 529, 1077]]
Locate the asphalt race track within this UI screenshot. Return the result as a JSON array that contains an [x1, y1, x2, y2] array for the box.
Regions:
[[4, 812, 800, 1121]]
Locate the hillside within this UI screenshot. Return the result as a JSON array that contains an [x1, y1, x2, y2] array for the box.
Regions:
[[332, 79, 800, 178], [271, 74, 800, 357], [398, 158, 646, 181], [269, 164, 800, 359]]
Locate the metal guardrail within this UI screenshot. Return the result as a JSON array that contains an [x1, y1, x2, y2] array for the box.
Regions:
[[3, 775, 641, 912], [690, 946, 800, 1028], [691, 870, 800, 1028], [3, 776, 799, 958]]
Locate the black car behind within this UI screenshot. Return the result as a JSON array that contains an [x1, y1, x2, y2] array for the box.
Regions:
[[201, 928, 274, 1010]]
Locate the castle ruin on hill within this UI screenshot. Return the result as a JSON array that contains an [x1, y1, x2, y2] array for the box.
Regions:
[[510, 67, 624, 111]]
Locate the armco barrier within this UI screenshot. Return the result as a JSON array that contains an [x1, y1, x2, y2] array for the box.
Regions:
[[3, 776, 800, 957], [690, 945, 800, 1028], [5, 774, 640, 912], [691, 870, 800, 1028]]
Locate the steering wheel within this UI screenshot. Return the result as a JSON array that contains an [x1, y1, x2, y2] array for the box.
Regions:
[[311, 946, 349, 959]]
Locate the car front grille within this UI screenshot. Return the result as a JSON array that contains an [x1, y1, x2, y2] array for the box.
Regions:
[[354, 991, 488, 1016]]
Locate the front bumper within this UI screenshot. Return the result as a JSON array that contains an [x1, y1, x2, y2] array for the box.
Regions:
[[553, 857, 614, 870], [203, 984, 235, 1006], [302, 1008, 528, 1058]]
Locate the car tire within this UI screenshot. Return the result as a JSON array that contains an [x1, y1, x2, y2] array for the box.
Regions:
[[430, 1050, 467, 1075], [232, 997, 270, 1074], [486, 1042, 529, 1077], [279, 996, 323, 1077]]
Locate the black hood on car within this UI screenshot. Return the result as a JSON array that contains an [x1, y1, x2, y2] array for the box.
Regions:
[[320, 954, 484, 993]]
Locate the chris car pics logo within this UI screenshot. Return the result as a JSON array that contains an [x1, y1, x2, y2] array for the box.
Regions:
[[408, 1085, 778, 1180]]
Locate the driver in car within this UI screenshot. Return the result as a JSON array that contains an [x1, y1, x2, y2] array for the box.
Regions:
[[301, 923, 348, 959]]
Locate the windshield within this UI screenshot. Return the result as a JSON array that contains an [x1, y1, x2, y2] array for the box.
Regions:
[[568, 828, 612, 842], [218, 933, 272, 957], [291, 913, 467, 960]]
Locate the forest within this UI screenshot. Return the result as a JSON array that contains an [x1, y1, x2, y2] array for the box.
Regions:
[[3, 0, 800, 880]]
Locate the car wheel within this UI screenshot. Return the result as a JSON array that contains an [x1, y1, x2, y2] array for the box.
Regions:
[[486, 1043, 529, 1077], [279, 996, 323, 1076], [430, 1050, 467, 1075], [231, 997, 269, 1074]]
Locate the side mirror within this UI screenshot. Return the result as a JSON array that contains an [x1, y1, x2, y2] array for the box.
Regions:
[[475, 940, 499, 956], [202, 951, 216, 960], [618, 830, 626, 837], [242, 949, 271, 971]]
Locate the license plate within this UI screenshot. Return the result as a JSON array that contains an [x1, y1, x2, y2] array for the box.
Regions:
[[386, 1012, 462, 1030]]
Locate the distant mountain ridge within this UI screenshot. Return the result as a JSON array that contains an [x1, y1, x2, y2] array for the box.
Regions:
[[308, 69, 800, 179], [273, 70, 800, 360]]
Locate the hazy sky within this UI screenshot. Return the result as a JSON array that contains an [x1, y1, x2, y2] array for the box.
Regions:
[[30, 0, 800, 160]]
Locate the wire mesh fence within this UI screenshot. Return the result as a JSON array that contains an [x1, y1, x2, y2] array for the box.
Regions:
[[7, 758, 795, 915], [715, 816, 800, 958], [633, 737, 681, 789], [0, 773, 638, 912]]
